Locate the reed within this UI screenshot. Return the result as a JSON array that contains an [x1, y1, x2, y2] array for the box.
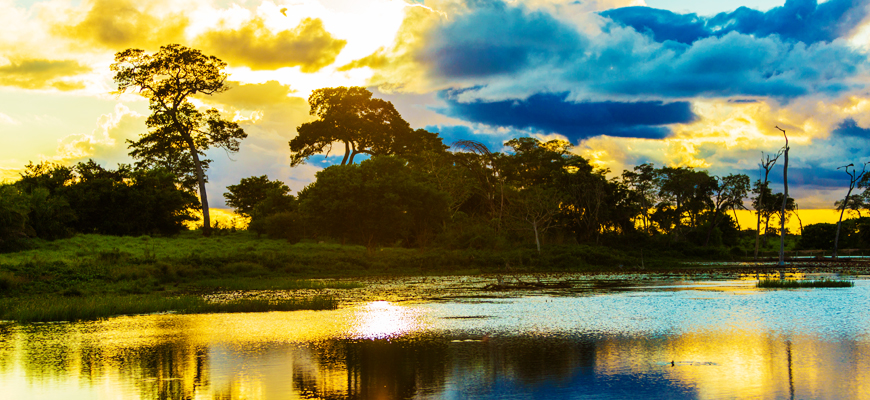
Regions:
[[756, 279, 854, 288], [0, 294, 338, 323]]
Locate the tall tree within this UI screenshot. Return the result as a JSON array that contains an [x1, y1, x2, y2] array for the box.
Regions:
[[704, 174, 750, 246], [622, 163, 656, 234], [753, 150, 781, 259], [289, 87, 439, 166], [653, 167, 716, 236], [833, 162, 869, 258], [775, 126, 789, 266], [112, 44, 246, 236]]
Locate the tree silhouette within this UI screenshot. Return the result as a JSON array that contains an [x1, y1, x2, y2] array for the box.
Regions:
[[290, 87, 437, 166], [776, 126, 790, 266], [753, 150, 781, 259], [111, 44, 246, 236], [833, 162, 869, 258]]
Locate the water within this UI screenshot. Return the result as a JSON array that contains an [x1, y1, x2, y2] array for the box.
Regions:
[[2, 279, 869, 399]]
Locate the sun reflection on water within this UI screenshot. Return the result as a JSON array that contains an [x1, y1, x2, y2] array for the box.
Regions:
[[350, 301, 428, 340]]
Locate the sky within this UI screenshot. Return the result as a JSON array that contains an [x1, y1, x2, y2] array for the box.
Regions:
[[2, 0, 870, 216]]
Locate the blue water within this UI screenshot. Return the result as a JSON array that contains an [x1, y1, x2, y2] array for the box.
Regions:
[[1, 279, 868, 399]]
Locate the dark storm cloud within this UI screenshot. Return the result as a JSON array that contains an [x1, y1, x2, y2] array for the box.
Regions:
[[584, 30, 866, 98], [832, 118, 870, 139], [400, 0, 866, 103], [417, 2, 584, 78], [602, 0, 869, 45], [437, 91, 694, 140]]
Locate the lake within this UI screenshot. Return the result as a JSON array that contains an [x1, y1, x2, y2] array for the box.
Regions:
[[2, 275, 868, 399]]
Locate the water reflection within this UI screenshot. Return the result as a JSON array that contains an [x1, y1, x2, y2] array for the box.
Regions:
[[1, 281, 869, 399]]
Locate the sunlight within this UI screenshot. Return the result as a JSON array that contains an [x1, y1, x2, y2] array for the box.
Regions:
[[350, 301, 427, 340]]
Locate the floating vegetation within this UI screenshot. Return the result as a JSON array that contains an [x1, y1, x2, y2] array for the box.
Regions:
[[756, 279, 854, 289], [0, 294, 338, 323]]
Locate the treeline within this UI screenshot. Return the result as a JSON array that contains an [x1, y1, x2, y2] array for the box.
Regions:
[[0, 161, 197, 252], [4, 39, 868, 256]]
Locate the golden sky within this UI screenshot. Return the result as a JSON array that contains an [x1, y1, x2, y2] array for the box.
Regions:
[[2, 0, 870, 219]]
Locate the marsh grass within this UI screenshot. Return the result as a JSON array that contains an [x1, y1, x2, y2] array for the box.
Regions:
[[192, 277, 363, 291], [0, 294, 338, 323], [757, 279, 855, 288]]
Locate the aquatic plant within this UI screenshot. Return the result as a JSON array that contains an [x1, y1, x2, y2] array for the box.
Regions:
[[0, 294, 338, 323], [756, 279, 854, 288]]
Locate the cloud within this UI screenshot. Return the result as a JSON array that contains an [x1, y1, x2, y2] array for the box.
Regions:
[[437, 90, 695, 140], [0, 59, 90, 91], [415, 2, 584, 79], [831, 118, 870, 138], [52, 0, 188, 49], [602, 0, 870, 45], [54, 103, 144, 165], [0, 112, 20, 125], [200, 80, 310, 134], [345, 0, 869, 104], [198, 17, 346, 72]]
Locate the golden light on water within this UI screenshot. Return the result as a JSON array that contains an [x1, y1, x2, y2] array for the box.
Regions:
[[350, 301, 428, 340]]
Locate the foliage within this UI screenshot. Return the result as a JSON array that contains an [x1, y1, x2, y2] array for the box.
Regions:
[[757, 279, 854, 288], [799, 218, 870, 250], [64, 161, 199, 236], [289, 86, 443, 166], [112, 44, 247, 235], [299, 156, 449, 248], [224, 175, 293, 218], [250, 211, 303, 242], [0, 184, 33, 253]]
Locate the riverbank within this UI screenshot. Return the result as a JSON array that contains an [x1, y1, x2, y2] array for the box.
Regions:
[[1, 232, 867, 322]]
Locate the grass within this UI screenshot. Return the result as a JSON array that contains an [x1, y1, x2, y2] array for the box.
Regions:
[[0, 231, 747, 322], [757, 279, 855, 288], [0, 294, 338, 323], [191, 277, 364, 291]]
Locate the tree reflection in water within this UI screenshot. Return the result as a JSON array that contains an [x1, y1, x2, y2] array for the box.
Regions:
[[2, 282, 870, 399]]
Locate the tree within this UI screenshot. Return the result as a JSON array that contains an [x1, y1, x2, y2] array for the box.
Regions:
[[298, 156, 449, 248], [776, 126, 789, 265], [64, 161, 199, 236], [290, 87, 439, 166], [112, 44, 247, 236], [753, 150, 781, 259], [833, 162, 869, 258], [507, 186, 563, 252], [622, 163, 656, 234], [0, 184, 32, 252], [653, 167, 716, 236], [704, 174, 750, 246], [224, 175, 292, 218]]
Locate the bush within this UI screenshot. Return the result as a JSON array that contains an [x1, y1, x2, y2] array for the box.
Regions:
[[252, 212, 303, 242]]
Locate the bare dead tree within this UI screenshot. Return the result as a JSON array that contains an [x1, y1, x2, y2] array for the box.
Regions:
[[833, 162, 869, 258], [776, 126, 789, 266], [755, 150, 782, 260]]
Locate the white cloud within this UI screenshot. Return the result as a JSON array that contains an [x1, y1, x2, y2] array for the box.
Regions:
[[0, 112, 19, 125]]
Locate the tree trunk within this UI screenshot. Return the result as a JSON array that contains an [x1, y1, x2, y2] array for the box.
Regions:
[[341, 142, 350, 165], [754, 211, 762, 260], [533, 220, 541, 253], [778, 130, 789, 266], [185, 135, 211, 237], [704, 211, 721, 247], [833, 186, 854, 259]]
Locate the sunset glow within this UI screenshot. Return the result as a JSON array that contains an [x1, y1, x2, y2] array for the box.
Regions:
[[2, 0, 870, 213]]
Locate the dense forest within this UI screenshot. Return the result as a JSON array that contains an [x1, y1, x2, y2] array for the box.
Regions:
[[3, 45, 870, 257]]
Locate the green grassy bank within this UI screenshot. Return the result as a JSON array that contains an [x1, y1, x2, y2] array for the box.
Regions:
[[0, 231, 778, 322]]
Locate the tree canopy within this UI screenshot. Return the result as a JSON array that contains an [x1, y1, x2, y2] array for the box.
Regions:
[[289, 87, 443, 166]]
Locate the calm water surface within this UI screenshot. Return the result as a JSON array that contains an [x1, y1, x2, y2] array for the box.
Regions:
[[2, 278, 869, 399]]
